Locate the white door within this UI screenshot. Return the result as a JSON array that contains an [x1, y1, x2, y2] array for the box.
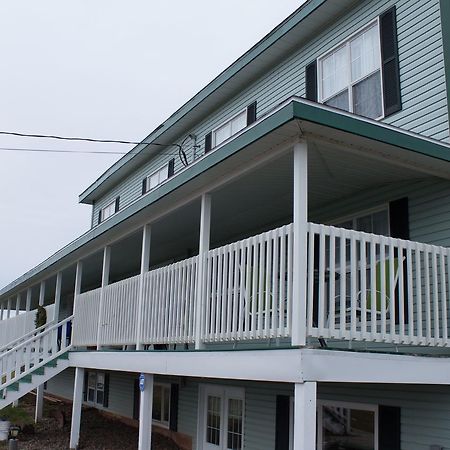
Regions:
[[202, 386, 245, 450]]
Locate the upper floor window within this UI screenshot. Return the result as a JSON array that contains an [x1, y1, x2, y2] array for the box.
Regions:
[[307, 8, 401, 118], [213, 110, 247, 148], [204, 101, 257, 153], [99, 197, 120, 224], [318, 22, 383, 120], [142, 159, 175, 195]]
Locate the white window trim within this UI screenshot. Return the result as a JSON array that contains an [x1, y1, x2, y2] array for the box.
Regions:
[[317, 400, 379, 450], [330, 203, 390, 236], [152, 382, 171, 429], [197, 384, 245, 450], [211, 109, 247, 148], [146, 162, 170, 193], [317, 18, 385, 120], [101, 200, 116, 222]]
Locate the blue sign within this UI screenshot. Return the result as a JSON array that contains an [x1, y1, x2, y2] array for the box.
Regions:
[[139, 373, 145, 392]]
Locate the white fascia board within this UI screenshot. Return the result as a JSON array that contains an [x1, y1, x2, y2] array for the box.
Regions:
[[69, 349, 305, 383], [70, 348, 450, 385]]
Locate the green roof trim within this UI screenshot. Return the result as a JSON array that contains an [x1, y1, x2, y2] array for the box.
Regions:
[[78, 0, 327, 204], [440, 0, 450, 128], [2, 99, 450, 298]]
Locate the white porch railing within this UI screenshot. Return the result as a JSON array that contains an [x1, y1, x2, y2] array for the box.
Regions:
[[0, 305, 55, 349], [202, 224, 293, 342], [307, 223, 450, 346], [71, 222, 450, 350]]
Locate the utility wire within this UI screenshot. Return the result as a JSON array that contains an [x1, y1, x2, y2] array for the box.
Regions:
[[0, 146, 180, 156]]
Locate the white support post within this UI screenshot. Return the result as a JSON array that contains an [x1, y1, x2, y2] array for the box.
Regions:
[[53, 271, 63, 323], [292, 141, 308, 347], [69, 367, 85, 450], [25, 288, 32, 312], [73, 261, 83, 314], [136, 225, 151, 350], [293, 382, 317, 450], [15, 293, 21, 316], [0, 302, 4, 320], [97, 246, 111, 350], [195, 194, 211, 350], [138, 373, 154, 450], [35, 280, 47, 423], [6, 298, 11, 319], [39, 281, 45, 306]]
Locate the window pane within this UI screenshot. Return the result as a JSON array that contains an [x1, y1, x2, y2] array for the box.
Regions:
[[206, 395, 221, 445], [351, 25, 380, 82], [372, 209, 389, 236], [325, 90, 350, 112], [353, 71, 382, 119], [149, 173, 159, 189], [159, 165, 169, 182], [231, 112, 247, 135], [96, 390, 104, 405], [88, 388, 95, 402], [322, 405, 375, 450], [153, 385, 162, 422], [88, 372, 96, 389], [215, 122, 231, 146], [322, 45, 348, 100], [227, 399, 243, 450]]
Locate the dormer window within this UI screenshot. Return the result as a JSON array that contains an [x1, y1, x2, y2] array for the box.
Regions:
[[318, 22, 383, 119], [142, 159, 175, 195]]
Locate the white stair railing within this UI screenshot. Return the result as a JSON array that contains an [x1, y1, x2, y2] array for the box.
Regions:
[[0, 315, 73, 391]]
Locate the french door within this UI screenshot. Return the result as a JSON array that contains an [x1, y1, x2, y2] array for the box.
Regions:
[[202, 385, 245, 450]]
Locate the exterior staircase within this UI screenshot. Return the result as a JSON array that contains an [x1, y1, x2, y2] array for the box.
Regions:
[[0, 316, 73, 409]]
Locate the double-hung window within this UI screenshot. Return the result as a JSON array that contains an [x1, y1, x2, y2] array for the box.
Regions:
[[87, 371, 105, 405], [101, 200, 116, 222], [319, 21, 383, 119], [142, 158, 175, 195]]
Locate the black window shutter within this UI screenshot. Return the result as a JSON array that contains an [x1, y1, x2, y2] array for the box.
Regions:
[[169, 383, 179, 431], [379, 405, 401, 450], [83, 371, 88, 402], [389, 197, 410, 325], [389, 197, 409, 240], [275, 395, 290, 450], [168, 158, 175, 177], [305, 60, 318, 102], [246, 101, 257, 125], [380, 7, 402, 117], [142, 177, 147, 195], [205, 132, 212, 154], [114, 197, 120, 213], [98, 209, 102, 225], [103, 373, 110, 408], [133, 377, 140, 420]]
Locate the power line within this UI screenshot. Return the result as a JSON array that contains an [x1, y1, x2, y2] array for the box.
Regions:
[[0, 146, 180, 156]]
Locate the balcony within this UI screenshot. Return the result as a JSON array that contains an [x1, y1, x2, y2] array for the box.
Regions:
[[71, 222, 450, 353]]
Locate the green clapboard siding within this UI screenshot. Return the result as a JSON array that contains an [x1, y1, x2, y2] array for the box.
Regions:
[[91, 0, 449, 223]]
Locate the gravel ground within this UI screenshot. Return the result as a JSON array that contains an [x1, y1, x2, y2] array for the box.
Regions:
[[0, 394, 180, 450]]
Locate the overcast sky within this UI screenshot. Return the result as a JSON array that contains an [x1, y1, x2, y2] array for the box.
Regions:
[[0, 1, 304, 288]]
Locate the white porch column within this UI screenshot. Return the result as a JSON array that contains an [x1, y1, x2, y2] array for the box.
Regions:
[[0, 302, 4, 320], [69, 367, 85, 450], [96, 246, 111, 350], [39, 280, 45, 307], [292, 141, 308, 347], [15, 293, 21, 316], [195, 193, 211, 350], [138, 373, 154, 450], [25, 288, 32, 312], [73, 261, 83, 315], [53, 271, 63, 323], [6, 298, 11, 319], [136, 224, 151, 350], [293, 382, 317, 450], [35, 280, 47, 423]]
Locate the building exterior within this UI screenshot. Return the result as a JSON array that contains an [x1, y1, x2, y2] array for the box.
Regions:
[[1, 0, 450, 449]]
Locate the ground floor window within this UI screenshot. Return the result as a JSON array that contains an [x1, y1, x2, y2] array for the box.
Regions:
[[153, 383, 171, 427], [87, 371, 105, 406], [200, 385, 245, 450], [317, 401, 378, 450]]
